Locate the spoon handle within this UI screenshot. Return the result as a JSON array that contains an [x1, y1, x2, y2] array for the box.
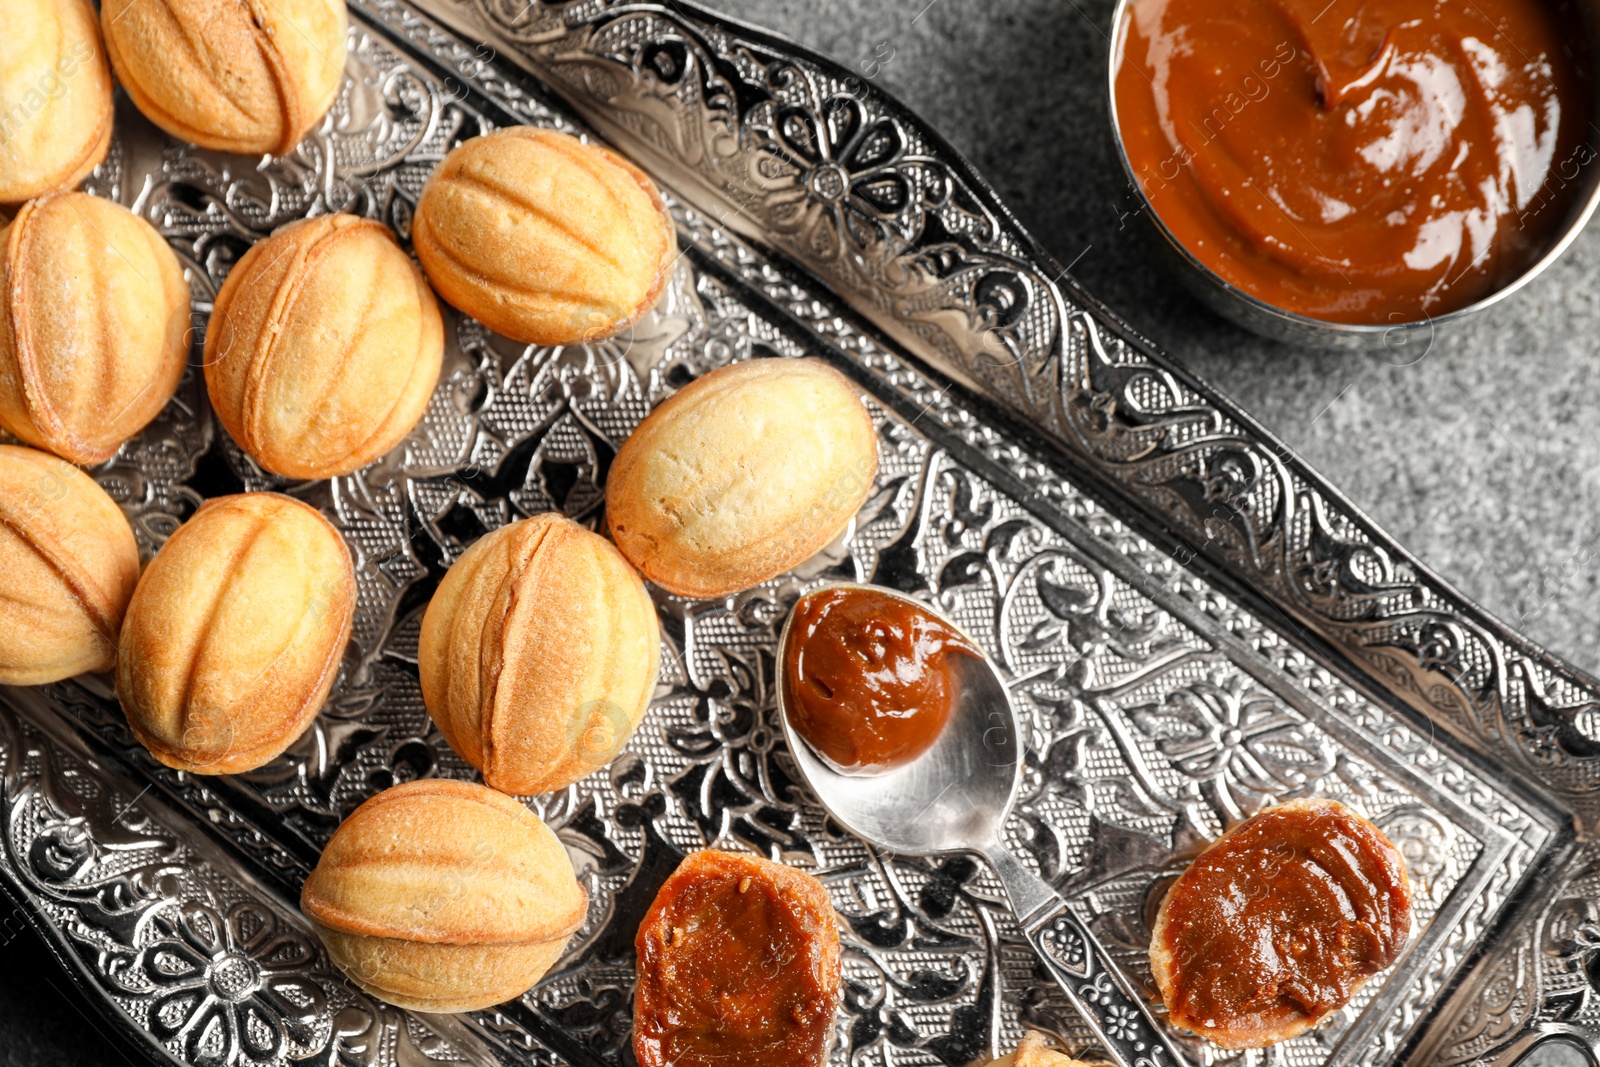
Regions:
[[984, 845, 1189, 1067]]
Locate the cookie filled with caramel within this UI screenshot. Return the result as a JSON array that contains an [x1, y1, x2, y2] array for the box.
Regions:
[[301, 779, 587, 1012], [204, 213, 443, 480], [418, 512, 660, 796], [0, 444, 139, 684], [116, 493, 356, 775], [634, 850, 841, 1067], [413, 127, 675, 346], [1150, 798, 1412, 1048], [101, 0, 346, 156], [0, 192, 191, 465]]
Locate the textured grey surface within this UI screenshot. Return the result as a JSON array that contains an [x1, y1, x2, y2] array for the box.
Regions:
[[716, 0, 1600, 685], [4, 0, 1597, 1063]]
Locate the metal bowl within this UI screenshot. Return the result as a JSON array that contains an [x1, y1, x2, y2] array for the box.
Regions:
[[1106, 0, 1600, 353]]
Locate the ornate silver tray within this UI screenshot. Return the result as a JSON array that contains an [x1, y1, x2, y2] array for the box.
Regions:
[[3, 3, 1598, 1066]]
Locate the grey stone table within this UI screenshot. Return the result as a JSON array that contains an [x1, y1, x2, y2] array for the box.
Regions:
[[5, 0, 1596, 1063]]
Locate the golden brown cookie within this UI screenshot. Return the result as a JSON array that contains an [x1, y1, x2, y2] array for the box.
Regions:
[[0, 192, 190, 465], [204, 214, 444, 479], [1150, 797, 1412, 1048], [0, 444, 139, 684], [0, 0, 113, 202], [301, 778, 587, 1012], [116, 493, 355, 774], [412, 127, 676, 345], [606, 358, 878, 598], [101, 0, 346, 156], [419, 513, 660, 795]]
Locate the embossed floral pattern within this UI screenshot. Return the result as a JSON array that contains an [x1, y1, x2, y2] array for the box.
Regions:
[[139, 902, 326, 1067], [762, 95, 919, 260], [1130, 674, 1335, 825], [1102, 1002, 1141, 1043]]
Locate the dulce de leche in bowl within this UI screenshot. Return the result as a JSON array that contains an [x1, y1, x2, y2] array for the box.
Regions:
[[1111, 0, 1598, 335]]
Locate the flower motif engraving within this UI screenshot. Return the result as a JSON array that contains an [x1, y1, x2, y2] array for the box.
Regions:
[[1130, 674, 1335, 825], [762, 95, 917, 260], [1103, 1002, 1142, 1043], [1074, 972, 1159, 1056], [138, 901, 327, 1067], [1037, 913, 1089, 976], [660, 634, 817, 860]]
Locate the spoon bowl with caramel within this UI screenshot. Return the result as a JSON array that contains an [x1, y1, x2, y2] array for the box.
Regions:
[[776, 582, 1190, 1067], [777, 583, 1019, 851]]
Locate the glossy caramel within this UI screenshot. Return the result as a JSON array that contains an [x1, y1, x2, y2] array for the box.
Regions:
[[783, 587, 978, 773], [1156, 800, 1412, 1047], [1114, 0, 1594, 323], [633, 850, 841, 1067]]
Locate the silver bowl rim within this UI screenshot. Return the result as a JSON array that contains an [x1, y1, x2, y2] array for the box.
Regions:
[[1104, 0, 1600, 341]]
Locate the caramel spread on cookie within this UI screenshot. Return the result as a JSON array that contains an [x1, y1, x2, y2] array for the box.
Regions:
[[1156, 800, 1411, 1046], [783, 587, 979, 773], [1114, 0, 1593, 323], [634, 850, 840, 1067]]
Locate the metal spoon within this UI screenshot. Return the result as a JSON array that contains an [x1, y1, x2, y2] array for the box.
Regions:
[[776, 582, 1189, 1067]]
